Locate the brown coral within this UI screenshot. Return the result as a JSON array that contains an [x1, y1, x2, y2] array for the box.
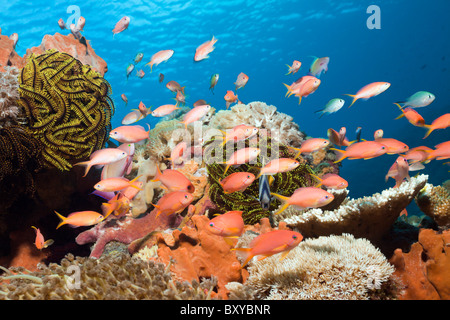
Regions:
[[415, 183, 450, 228]]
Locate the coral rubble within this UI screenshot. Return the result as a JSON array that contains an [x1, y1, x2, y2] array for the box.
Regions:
[[277, 174, 428, 243]]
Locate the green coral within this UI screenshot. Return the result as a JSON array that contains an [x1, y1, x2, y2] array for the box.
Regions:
[[17, 49, 114, 171], [205, 134, 315, 224]]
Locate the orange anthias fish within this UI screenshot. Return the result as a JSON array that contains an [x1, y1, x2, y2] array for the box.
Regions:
[[170, 141, 187, 167], [136, 69, 145, 79], [166, 80, 185, 93], [331, 141, 387, 163], [175, 89, 186, 106], [327, 128, 351, 147], [271, 187, 334, 215], [222, 147, 261, 174], [178, 105, 211, 129], [425, 141, 450, 161], [74, 148, 128, 177], [31, 226, 54, 250], [54, 210, 104, 229], [283, 75, 321, 105], [394, 103, 425, 127], [219, 172, 255, 194], [345, 82, 391, 108], [219, 124, 258, 146], [256, 158, 300, 179], [286, 60, 301, 75], [121, 109, 144, 125], [112, 16, 130, 38], [152, 191, 194, 218], [423, 113, 450, 139], [138, 101, 151, 116], [151, 167, 195, 193], [224, 90, 239, 109], [206, 211, 245, 246], [146, 49, 174, 72], [121, 93, 128, 105], [308, 56, 329, 78], [402, 146, 433, 164], [109, 124, 151, 143], [385, 156, 410, 188], [151, 104, 180, 117], [194, 35, 218, 61], [233, 229, 303, 268], [101, 193, 131, 219], [374, 137, 409, 154], [94, 176, 142, 192], [310, 173, 348, 190], [234, 72, 249, 91], [289, 138, 330, 158]]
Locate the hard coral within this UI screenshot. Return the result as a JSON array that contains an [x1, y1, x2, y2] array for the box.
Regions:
[[0, 66, 22, 128], [17, 49, 114, 171], [230, 233, 396, 300], [278, 174, 428, 244], [415, 182, 450, 228], [390, 228, 450, 300], [0, 252, 217, 300], [208, 101, 305, 147]]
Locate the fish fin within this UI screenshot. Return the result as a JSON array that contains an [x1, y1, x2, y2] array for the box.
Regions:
[[310, 173, 323, 187], [283, 83, 292, 97], [151, 166, 162, 182], [329, 148, 346, 163], [273, 244, 289, 252], [223, 237, 238, 247], [231, 248, 253, 268], [285, 65, 292, 75], [129, 175, 143, 190], [394, 113, 405, 120], [270, 193, 290, 215], [223, 164, 231, 175], [257, 255, 270, 261], [279, 250, 290, 261], [43, 239, 54, 249], [73, 161, 91, 177], [268, 175, 275, 186], [54, 211, 67, 229], [297, 96, 302, 105], [344, 94, 357, 108], [423, 125, 433, 139]]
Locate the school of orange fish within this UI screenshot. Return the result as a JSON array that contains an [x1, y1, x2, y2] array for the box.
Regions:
[[32, 15, 450, 267]]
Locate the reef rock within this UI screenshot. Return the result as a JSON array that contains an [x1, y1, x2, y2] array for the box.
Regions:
[[390, 228, 450, 300], [25, 33, 107, 76], [277, 174, 428, 244], [415, 182, 450, 228]]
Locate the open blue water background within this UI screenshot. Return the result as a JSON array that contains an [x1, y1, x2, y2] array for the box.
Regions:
[[1, 0, 449, 215]]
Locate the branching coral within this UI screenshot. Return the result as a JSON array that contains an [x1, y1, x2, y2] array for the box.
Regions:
[[229, 233, 396, 300], [17, 49, 114, 171], [0, 252, 217, 300], [415, 182, 450, 228], [277, 174, 428, 243], [205, 133, 315, 224]]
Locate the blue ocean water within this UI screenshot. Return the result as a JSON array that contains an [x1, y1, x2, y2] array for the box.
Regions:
[[1, 0, 449, 214]]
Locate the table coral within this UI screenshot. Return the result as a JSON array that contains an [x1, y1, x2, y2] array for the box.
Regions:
[[390, 228, 450, 300], [0, 252, 217, 300], [277, 174, 428, 243], [415, 182, 450, 228], [75, 208, 181, 258], [17, 49, 114, 171], [229, 233, 396, 300]]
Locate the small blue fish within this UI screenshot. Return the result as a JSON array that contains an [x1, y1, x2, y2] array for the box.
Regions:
[[209, 73, 219, 94], [134, 52, 144, 64], [126, 63, 135, 80], [355, 126, 362, 143]]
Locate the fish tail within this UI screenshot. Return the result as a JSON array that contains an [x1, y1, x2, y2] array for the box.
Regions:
[[423, 125, 434, 139], [283, 83, 292, 97], [54, 211, 67, 229], [297, 96, 302, 105], [129, 175, 143, 190], [43, 239, 54, 249], [102, 203, 114, 220], [329, 148, 346, 163], [73, 161, 91, 177], [151, 166, 162, 182], [285, 65, 292, 75], [270, 192, 291, 215], [231, 248, 253, 268], [309, 173, 323, 187], [344, 94, 357, 108]]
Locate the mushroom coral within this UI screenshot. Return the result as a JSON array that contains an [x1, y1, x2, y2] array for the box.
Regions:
[[17, 49, 114, 171]]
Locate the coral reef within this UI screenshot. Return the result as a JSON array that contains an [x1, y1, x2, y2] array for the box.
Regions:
[[276, 174, 428, 243], [141, 215, 246, 299], [206, 133, 316, 224], [0, 33, 26, 72], [390, 228, 450, 300], [0, 252, 217, 300], [208, 101, 305, 147], [25, 33, 108, 76], [228, 233, 396, 300], [76, 207, 182, 258], [17, 49, 114, 171], [0, 66, 23, 127], [415, 182, 450, 228]]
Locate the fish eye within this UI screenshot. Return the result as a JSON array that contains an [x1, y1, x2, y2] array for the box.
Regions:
[[247, 175, 251, 178], [185, 195, 188, 199], [292, 235, 297, 240], [325, 195, 329, 199], [381, 146, 386, 149], [209, 222, 214, 227]]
